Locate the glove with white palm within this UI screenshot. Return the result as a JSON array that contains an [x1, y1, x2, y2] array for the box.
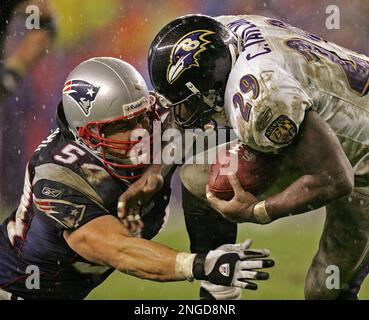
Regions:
[[199, 239, 272, 299], [195, 239, 273, 289], [175, 239, 274, 296]]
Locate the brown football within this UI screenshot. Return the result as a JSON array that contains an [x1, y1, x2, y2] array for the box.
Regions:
[[208, 143, 279, 200]]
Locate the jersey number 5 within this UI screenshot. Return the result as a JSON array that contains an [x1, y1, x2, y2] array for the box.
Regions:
[[54, 144, 86, 164]]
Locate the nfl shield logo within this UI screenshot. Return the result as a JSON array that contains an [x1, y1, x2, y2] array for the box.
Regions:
[[63, 80, 100, 116]]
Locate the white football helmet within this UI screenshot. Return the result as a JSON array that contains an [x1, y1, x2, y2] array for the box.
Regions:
[[62, 57, 158, 180]]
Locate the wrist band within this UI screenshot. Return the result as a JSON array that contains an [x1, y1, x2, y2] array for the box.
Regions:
[[253, 200, 272, 224], [175, 252, 196, 281], [192, 253, 207, 280]]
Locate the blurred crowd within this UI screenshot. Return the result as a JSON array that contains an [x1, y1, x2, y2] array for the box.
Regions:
[[1, 0, 369, 209]]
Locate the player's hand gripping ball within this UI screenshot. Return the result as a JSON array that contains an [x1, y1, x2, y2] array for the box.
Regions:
[[208, 143, 279, 200]]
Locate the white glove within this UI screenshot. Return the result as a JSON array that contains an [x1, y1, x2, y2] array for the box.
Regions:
[[192, 239, 274, 290]]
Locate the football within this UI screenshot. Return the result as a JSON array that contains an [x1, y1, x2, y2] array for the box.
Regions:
[[208, 143, 279, 200]]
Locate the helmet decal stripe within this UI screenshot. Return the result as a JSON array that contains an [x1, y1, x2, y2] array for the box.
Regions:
[[166, 29, 215, 84]]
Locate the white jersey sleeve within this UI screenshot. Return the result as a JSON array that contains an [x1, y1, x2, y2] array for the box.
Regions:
[[225, 58, 313, 153], [220, 16, 314, 153]]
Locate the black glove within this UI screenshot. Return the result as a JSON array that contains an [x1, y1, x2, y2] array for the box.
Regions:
[[0, 68, 22, 101], [193, 239, 274, 290]]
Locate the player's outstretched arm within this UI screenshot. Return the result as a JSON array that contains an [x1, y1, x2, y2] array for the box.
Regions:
[[207, 111, 354, 223], [64, 215, 274, 288]]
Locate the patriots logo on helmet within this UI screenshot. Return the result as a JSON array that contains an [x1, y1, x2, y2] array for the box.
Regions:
[[63, 80, 100, 116], [167, 29, 214, 84]]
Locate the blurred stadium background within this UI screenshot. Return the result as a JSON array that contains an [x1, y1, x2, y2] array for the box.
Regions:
[[2, 0, 369, 299]]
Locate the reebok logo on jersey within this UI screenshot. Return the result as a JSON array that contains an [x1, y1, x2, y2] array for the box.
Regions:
[[219, 263, 230, 277], [41, 187, 62, 198]]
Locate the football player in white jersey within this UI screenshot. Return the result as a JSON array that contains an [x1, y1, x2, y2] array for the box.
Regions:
[[141, 14, 369, 299]]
